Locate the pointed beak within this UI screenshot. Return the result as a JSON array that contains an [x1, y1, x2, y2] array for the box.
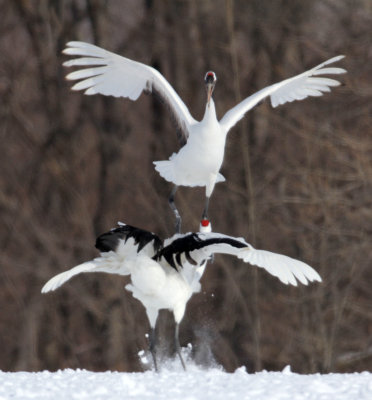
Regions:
[[206, 83, 213, 106]]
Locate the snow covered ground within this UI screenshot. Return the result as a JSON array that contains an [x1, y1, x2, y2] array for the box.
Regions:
[[1, 362, 372, 400]]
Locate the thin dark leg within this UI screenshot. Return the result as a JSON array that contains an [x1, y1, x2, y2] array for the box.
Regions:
[[175, 323, 186, 371], [149, 327, 158, 372], [202, 196, 210, 221], [201, 196, 213, 260], [169, 185, 181, 234]]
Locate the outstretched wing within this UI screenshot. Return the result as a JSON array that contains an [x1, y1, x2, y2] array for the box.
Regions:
[[63, 41, 197, 143], [220, 55, 346, 133], [41, 222, 163, 293], [236, 248, 321, 286], [41, 253, 128, 293], [159, 232, 321, 286]]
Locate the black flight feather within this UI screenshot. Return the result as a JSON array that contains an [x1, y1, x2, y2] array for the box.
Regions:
[[95, 224, 163, 254], [157, 233, 246, 270]]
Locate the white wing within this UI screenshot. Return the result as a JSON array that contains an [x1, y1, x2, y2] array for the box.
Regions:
[[162, 232, 321, 286], [220, 55, 346, 133], [194, 234, 321, 286], [41, 252, 129, 293], [63, 41, 197, 141], [237, 247, 321, 286], [41, 223, 164, 293]]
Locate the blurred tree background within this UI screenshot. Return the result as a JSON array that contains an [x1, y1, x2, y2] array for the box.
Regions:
[[1, 0, 371, 373]]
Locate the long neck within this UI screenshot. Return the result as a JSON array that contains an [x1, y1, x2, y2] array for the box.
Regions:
[[202, 98, 217, 122]]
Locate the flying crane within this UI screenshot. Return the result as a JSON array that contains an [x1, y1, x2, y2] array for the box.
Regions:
[[63, 42, 346, 232]]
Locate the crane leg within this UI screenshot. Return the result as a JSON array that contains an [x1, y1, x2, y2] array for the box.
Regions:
[[201, 196, 213, 261], [175, 323, 186, 371], [202, 197, 210, 221], [149, 327, 158, 372], [202, 174, 216, 225], [169, 185, 181, 234]]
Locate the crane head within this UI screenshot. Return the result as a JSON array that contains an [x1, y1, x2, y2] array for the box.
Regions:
[[204, 71, 217, 105]]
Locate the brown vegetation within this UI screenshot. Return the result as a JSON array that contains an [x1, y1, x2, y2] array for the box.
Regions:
[[0, 0, 371, 373]]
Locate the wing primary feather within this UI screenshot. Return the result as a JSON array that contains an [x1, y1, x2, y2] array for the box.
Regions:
[[161, 252, 178, 271], [95, 224, 162, 255], [158, 233, 248, 268], [220, 55, 346, 132], [185, 251, 197, 266], [237, 247, 321, 286], [313, 67, 346, 75], [63, 41, 196, 144], [66, 66, 109, 81], [175, 252, 182, 267], [71, 76, 106, 91]]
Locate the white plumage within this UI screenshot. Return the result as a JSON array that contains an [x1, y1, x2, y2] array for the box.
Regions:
[[42, 222, 321, 370], [63, 41, 346, 231]]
